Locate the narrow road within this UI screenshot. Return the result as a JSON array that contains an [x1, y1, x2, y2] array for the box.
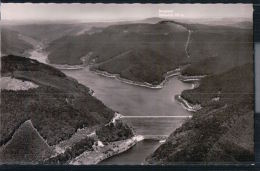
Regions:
[[185, 30, 192, 58]]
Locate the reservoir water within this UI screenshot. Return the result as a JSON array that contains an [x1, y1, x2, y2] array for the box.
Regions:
[[23, 23, 193, 164], [27, 41, 192, 164], [63, 67, 192, 164]]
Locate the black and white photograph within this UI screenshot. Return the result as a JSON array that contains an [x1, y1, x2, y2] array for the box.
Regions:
[[0, 3, 254, 165]]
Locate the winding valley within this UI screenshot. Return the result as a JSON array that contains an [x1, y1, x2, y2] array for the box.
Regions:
[[0, 16, 254, 164]]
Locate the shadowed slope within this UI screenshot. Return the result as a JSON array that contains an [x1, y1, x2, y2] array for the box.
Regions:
[[147, 63, 254, 163], [0, 120, 52, 164], [1, 55, 114, 146]]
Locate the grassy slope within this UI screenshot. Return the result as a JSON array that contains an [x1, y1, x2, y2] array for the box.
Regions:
[[0, 55, 115, 146], [46, 22, 189, 84], [1, 28, 34, 56]]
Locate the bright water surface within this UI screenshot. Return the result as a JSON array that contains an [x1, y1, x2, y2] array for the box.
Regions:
[[28, 41, 192, 164], [63, 67, 192, 164]]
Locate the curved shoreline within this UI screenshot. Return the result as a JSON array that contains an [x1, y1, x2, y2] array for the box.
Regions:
[[23, 26, 203, 164], [44, 61, 204, 164], [45, 25, 201, 163], [91, 68, 181, 89], [27, 48, 144, 165], [175, 95, 202, 112], [46, 53, 90, 70], [90, 67, 204, 113], [178, 75, 207, 82], [60, 63, 204, 114], [78, 69, 203, 164], [49, 63, 85, 70]]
